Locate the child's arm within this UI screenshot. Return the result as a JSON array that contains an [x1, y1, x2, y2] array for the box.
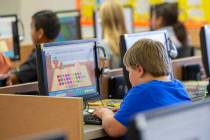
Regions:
[[93, 107, 127, 137]]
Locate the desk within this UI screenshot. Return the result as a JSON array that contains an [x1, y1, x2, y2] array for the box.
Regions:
[[0, 81, 38, 94], [83, 99, 122, 140], [84, 125, 107, 140]]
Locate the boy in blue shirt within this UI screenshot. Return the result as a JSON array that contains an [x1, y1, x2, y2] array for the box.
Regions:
[[93, 39, 190, 137]]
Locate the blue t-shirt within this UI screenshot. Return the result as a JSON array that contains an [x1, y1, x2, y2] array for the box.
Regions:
[[114, 80, 191, 127]]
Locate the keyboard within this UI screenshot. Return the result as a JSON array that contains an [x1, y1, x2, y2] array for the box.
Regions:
[[83, 110, 102, 125], [183, 81, 208, 101]]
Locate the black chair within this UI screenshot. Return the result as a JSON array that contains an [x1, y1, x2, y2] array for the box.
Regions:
[[108, 75, 127, 99], [176, 46, 195, 58]]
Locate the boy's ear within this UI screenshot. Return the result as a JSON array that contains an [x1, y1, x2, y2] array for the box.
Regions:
[[37, 28, 44, 40], [136, 64, 144, 78]]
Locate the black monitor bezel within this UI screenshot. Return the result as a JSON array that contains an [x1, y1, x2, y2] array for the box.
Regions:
[[120, 31, 170, 89], [55, 10, 82, 40], [36, 39, 100, 100], [200, 25, 210, 77], [0, 14, 20, 60], [93, 9, 101, 40]]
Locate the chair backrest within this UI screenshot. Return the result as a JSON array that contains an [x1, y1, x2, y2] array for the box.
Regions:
[[172, 56, 205, 80], [177, 46, 195, 58]]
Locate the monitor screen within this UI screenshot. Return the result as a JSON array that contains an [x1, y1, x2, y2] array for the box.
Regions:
[[37, 40, 100, 99], [93, 7, 133, 40], [128, 99, 210, 140], [200, 25, 210, 77], [0, 15, 20, 60], [120, 30, 169, 89], [56, 10, 81, 41], [123, 31, 168, 50]]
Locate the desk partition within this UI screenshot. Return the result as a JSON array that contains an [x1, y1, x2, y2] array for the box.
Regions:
[[0, 94, 83, 140]]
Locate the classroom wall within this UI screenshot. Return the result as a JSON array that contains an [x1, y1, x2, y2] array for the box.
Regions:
[[19, 0, 76, 43], [0, 0, 20, 15], [0, 0, 75, 43], [0, 0, 202, 47]]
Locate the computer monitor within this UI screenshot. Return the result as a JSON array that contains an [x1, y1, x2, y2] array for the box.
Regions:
[[128, 99, 210, 140], [0, 14, 20, 60], [93, 6, 134, 40], [55, 10, 82, 41], [200, 25, 210, 77], [36, 40, 100, 100], [120, 30, 170, 89]]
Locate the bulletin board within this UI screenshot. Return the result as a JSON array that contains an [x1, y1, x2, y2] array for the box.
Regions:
[[178, 0, 210, 28], [76, 0, 210, 28]]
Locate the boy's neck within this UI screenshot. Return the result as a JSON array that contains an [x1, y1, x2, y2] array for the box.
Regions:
[[142, 74, 171, 83]]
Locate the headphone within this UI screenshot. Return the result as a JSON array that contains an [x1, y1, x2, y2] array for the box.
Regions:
[[17, 18, 25, 42], [96, 45, 108, 75], [167, 37, 178, 59]]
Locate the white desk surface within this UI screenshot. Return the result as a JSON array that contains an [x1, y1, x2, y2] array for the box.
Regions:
[[84, 124, 107, 140]]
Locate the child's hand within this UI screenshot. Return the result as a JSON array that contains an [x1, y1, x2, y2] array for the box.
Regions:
[[111, 107, 119, 112], [92, 107, 114, 119], [6, 74, 17, 86]]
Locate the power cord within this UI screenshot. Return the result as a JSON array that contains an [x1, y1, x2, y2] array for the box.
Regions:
[[96, 45, 107, 75], [17, 18, 25, 42]]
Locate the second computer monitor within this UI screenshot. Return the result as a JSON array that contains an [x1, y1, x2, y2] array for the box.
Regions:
[[128, 99, 210, 140], [36, 40, 100, 100], [120, 30, 170, 89], [56, 10, 82, 41], [200, 25, 210, 77], [0, 14, 20, 60]]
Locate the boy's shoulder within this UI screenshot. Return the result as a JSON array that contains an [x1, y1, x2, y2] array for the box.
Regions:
[[135, 79, 184, 88], [125, 79, 189, 105], [127, 82, 155, 97], [129, 79, 185, 95]]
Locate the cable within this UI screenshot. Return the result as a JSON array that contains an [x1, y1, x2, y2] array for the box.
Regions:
[[99, 96, 105, 107], [97, 46, 106, 58], [17, 18, 25, 42], [96, 45, 107, 75], [166, 37, 177, 80], [167, 37, 178, 59]]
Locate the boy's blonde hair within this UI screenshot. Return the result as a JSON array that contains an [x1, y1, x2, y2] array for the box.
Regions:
[[100, 0, 127, 56], [123, 39, 171, 77]]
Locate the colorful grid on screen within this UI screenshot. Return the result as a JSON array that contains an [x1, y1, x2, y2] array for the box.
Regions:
[[56, 72, 83, 86]]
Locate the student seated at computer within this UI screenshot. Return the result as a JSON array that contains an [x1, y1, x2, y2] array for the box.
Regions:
[[99, 0, 127, 69], [6, 10, 60, 85], [93, 39, 191, 137], [150, 2, 194, 58]]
